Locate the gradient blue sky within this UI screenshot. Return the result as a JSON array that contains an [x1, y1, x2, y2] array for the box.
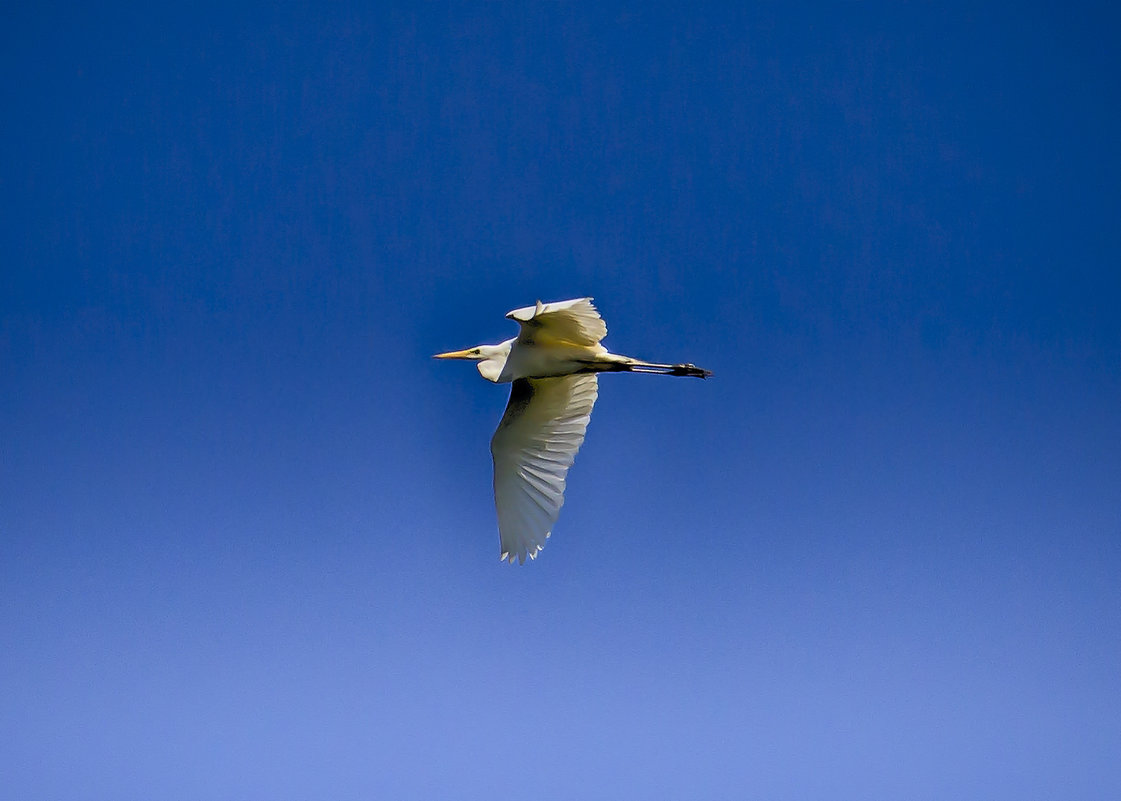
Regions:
[[3, 4, 1120, 799]]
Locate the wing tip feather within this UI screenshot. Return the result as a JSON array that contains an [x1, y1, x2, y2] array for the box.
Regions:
[[498, 540, 547, 566]]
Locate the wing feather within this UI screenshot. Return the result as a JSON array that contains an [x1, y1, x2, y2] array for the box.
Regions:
[[505, 297, 608, 347], [490, 375, 599, 564]]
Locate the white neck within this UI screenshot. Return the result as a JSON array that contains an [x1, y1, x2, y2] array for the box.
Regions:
[[476, 340, 513, 382]]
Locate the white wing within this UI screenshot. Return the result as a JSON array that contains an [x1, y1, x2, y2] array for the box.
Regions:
[[505, 297, 608, 347], [490, 375, 599, 564]]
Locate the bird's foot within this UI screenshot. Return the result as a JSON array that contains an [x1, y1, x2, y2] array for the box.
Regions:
[[671, 363, 712, 378]]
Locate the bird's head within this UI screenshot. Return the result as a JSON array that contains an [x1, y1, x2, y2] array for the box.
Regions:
[[432, 346, 487, 361], [433, 342, 510, 382]]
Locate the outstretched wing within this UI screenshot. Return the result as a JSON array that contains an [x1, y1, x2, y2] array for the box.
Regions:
[[490, 375, 599, 564], [505, 297, 608, 347]]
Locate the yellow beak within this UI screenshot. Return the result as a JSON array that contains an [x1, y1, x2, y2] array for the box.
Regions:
[[433, 348, 475, 359]]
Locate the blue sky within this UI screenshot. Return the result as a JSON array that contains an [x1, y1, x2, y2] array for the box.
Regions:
[[3, 4, 1119, 798]]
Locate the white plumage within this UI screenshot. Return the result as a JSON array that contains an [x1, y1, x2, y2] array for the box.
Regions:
[[506, 297, 609, 346], [435, 297, 710, 564], [491, 374, 598, 563]]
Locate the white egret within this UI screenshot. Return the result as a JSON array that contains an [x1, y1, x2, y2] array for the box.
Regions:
[[435, 297, 710, 564]]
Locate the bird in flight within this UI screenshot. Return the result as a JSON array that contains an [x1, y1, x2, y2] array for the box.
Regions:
[[435, 297, 711, 564]]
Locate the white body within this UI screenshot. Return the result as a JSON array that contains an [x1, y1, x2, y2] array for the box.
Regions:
[[480, 338, 625, 383]]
